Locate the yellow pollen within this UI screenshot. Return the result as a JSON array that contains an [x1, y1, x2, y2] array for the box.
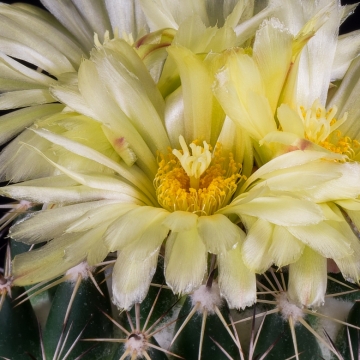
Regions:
[[299, 99, 357, 158], [154, 138, 242, 216]]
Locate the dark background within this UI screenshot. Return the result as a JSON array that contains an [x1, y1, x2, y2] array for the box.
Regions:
[[1, 0, 360, 34]]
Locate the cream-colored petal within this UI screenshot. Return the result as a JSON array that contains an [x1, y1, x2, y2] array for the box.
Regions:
[[0, 89, 55, 110], [13, 232, 85, 286], [104, 206, 168, 251], [287, 222, 352, 259], [332, 30, 360, 80], [288, 246, 327, 307], [112, 249, 159, 310], [242, 218, 273, 273], [162, 210, 198, 232], [40, 0, 93, 51], [9, 200, 115, 244], [93, 44, 170, 155], [63, 224, 110, 265], [0, 3, 83, 69], [0, 103, 63, 145], [225, 196, 324, 226], [269, 225, 305, 267], [241, 149, 342, 191], [218, 244, 256, 310], [167, 46, 212, 143], [32, 128, 156, 204], [198, 214, 244, 254], [66, 203, 138, 232], [277, 103, 304, 137], [105, 0, 146, 41], [253, 18, 293, 114], [0, 183, 132, 205], [165, 226, 207, 294], [120, 211, 169, 260], [21, 143, 151, 205], [214, 51, 276, 141], [75, 59, 158, 177]]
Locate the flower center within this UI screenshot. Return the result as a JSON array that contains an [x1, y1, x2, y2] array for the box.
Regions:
[[299, 100, 359, 157], [154, 136, 241, 216]]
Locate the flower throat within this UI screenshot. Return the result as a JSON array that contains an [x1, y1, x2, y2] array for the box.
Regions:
[[154, 136, 241, 216]]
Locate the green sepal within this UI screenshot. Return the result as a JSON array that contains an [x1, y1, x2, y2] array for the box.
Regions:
[[43, 269, 114, 360], [171, 295, 239, 360], [0, 286, 41, 359], [254, 312, 322, 359]]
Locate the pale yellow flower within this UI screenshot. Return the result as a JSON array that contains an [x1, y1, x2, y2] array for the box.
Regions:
[[213, 0, 360, 306]]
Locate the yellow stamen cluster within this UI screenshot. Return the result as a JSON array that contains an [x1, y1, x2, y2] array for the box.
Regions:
[[299, 100, 359, 157], [154, 138, 241, 216]]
